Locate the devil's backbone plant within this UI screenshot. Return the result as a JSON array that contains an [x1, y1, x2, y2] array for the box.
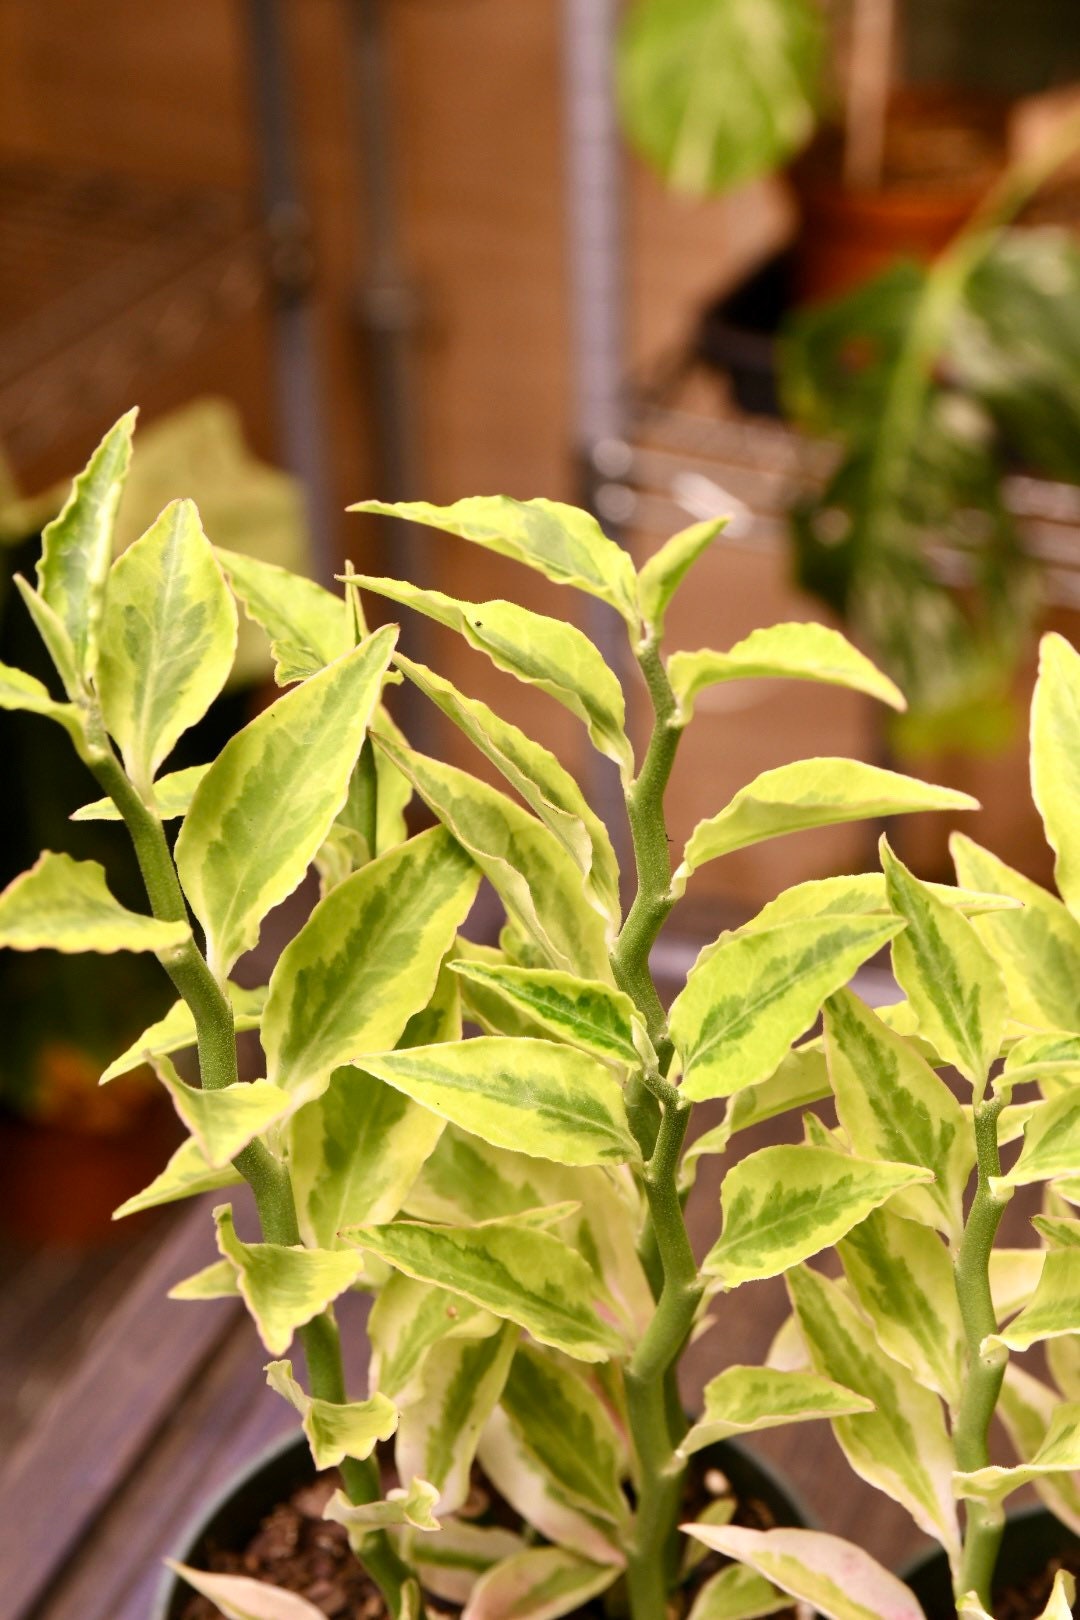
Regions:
[[0, 410, 1002, 1620], [682, 631, 1080, 1620]]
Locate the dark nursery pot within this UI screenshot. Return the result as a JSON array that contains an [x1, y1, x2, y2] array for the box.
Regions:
[[902, 1508, 1080, 1620], [154, 1428, 807, 1620]]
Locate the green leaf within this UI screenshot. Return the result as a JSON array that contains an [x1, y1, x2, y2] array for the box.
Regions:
[[72, 763, 210, 822], [343, 1217, 624, 1362], [449, 963, 638, 1065], [349, 496, 639, 625], [1032, 633, 1080, 917], [175, 628, 396, 977], [217, 546, 351, 683], [97, 499, 237, 789], [393, 656, 619, 931], [993, 1092, 1080, 1191], [405, 1129, 652, 1336], [679, 1526, 928, 1620], [38, 409, 136, 681], [99, 983, 265, 1083], [705, 1144, 931, 1287], [686, 1563, 791, 1620], [0, 658, 82, 740], [462, 1546, 620, 1620], [396, 1323, 518, 1513], [13, 575, 80, 696], [990, 1249, 1045, 1323], [168, 1259, 241, 1301], [265, 1358, 397, 1468], [669, 623, 905, 727], [290, 1068, 446, 1251], [670, 915, 902, 1101], [377, 736, 613, 982], [955, 1401, 1080, 1502], [325, 1479, 440, 1541], [951, 833, 1080, 1031], [987, 1249, 1080, 1353], [212, 1204, 364, 1355], [743, 872, 1021, 932], [499, 1343, 628, 1526], [824, 989, 971, 1240], [347, 1038, 638, 1168], [369, 1273, 501, 1404], [680, 1049, 831, 1189], [151, 1056, 291, 1169], [0, 851, 189, 954], [167, 1565, 325, 1620], [113, 1136, 242, 1219], [1034, 1213, 1080, 1248], [998, 1366, 1080, 1536], [263, 827, 479, 1098], [675, 761, 973, 894], [636, 519, 725, 638], [396, 1520, 527, 1608], [882, 837, 1007, 1090], [787, 1265, 959, 1557], [838, 1208, 966, 1406], [678, 1366, 872, 1456], [357, 578, 633, 780]]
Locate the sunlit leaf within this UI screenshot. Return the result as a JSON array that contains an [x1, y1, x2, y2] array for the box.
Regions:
[[212, 1204, 364, 1355], [0, 851, 188, 954], [678, 1366, 872, 1456], [636, 519, 725, 639], [99, 983, 266, 1083], [449, 963, 638, 1064], [217, 547, 351, 684], [73, 763, 210, 823]]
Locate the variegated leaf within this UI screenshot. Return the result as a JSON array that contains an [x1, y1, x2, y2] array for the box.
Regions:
[[678, 1366, 872, 1456], [168, 1259, 240, 1301], [668, 622, 905, 726], [265, 1359, 397, 1468], [637, 518, 724, 638], [686, 1562, 791, 1620], [824, 989, 971, 1240], [955, 1400, 1080, 1501], [992, 1091, 1080, 1191], [788, 1265, 960, 1558], [343, 1217, 624, 1362], [679, 1048, 831, 1190], [393, 1520, 526, 1606], [680, 1526, 928, 1620], [97, 499, 237, 789], [0, 659, 82, 740], [263, 827, 479, 1098], [499, 1343, 629, 1525], [99, 984, 266, 1084], [369, 1273, 501, 1404], [461, 1545, 620, 1620], [1032, 633, 1080, 918], [217, 547, 351, 683], [212, 1204, 364, 1355], [449, 962, 638, 1064], [175, 628, 396, 977], [325, 1479, 440, 1542], [167, 1565, 324, 1620], [350, 495, 639, 625], [743, 872, 1019, 931], [113, 1136, 242, 1218], [396, 1323, 518, 1513], [987, 1249, 1080, 1353], [882, 838, 1006, 1091], [0, 851, 188, 954], [479, 1405, 624, 1564], [998, 1365, 1080, 1534], [670, 915, 902, 1102], [73, 763, 210, 823], [376, 733, 612, 981], [152, 1056, 291, 1168], [990, 1249, 1045, 1323], [705, 1145, 932, 1286]]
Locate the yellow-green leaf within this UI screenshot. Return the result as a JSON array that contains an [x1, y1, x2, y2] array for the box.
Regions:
[[677, 1366, 872, 1456], [955, 1400, 1080, 1501], [680, 1049, 831, 1190], [739, 872, 1019, 933], [670, 915, 902, 1101], [392, 656, 619, 931], [680, 1526, 928, 1620], [398, 1521, 527, 1608], [396, 1324, 518, 1513], [175, 628, 396, 976], [478, 1406, 624, 1566], [987, 1249, 1080, 1353], [993, 1092, 1080, 1191], [73, 763, 210, 823], [325, 1479, 440, 1541], [217, 546, 351, 684], [824, 990, 971, 1240], [38, 409, 135, 682], [350, 496, 639, 626], [686, 1563, 791, 1620], [0, 659, 82, 740], [0, 851, 189, 954], [675, 761, 974, 895], [669, 622, 906, 727], [97, 499, 237, 789], [343, 1217, 624, 1362], [212, 1203, 364, 1355], [787, 1265, 959, 1557], [99, 983, 266, 1084], [263, 827, 479, 1098], [265, 1358, 397, 1468], [461, 1546, 620, 1620], [499, 1343, 629, 1526], [636, 518, 725, 639], [998, 1366, 1080, 1535], [167, 1565, 325, 1620], [882, 838, 1006, 1091], [1032, 633, 1080, 918], [705, 1145, 932, 1286], [449, 963, 638, 1064], [152, 1056, 291, 1169], [113, 1136, 242, 1219], [356, 577, 633, 779], [368, 1273, 501, 1405]]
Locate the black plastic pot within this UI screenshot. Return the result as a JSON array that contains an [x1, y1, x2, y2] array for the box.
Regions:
[[902, 1508, 1080, 1620], [154, 1428, 807, 1620]]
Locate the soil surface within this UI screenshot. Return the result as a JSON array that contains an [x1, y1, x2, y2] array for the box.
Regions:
[[995, 1548, 1080, 1620]]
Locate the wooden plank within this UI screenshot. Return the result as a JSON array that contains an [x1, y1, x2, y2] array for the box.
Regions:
[[0, 1195, 241, 1620]]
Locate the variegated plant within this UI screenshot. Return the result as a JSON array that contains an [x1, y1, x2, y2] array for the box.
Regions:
[[695, 632, 1080, 1620], [0, 411, 1026, 1620]]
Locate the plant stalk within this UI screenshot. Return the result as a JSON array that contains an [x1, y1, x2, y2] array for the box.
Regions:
[[86, 736, 414, 1615], [953, 1094, 1009, 1607], [611, 640, 703, 1620]]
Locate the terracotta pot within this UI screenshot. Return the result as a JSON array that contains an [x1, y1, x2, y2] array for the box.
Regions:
[[153, 1429, 808, 1620]]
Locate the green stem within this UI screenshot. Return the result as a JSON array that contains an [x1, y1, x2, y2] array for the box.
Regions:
[[609, 640, 702, 1620], [86, 736, 414, 1614], [953, 1095, 1010, 1607]]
